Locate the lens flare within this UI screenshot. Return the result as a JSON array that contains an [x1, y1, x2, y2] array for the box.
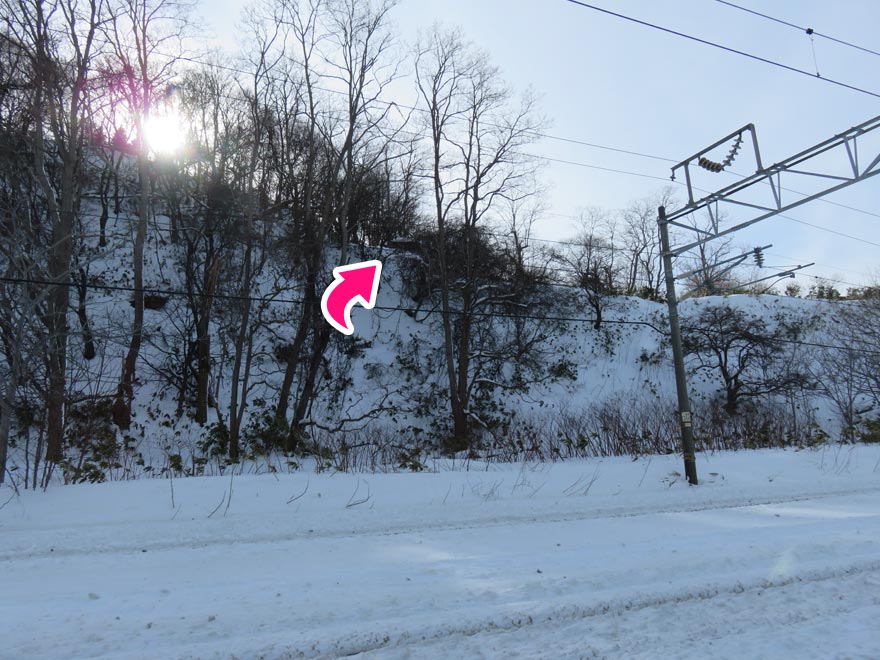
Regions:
[[143, 110, 185, 156]]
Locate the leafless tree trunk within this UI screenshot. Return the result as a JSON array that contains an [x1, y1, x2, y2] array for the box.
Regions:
[[193, 259, 220, 423], [2, 0, 107, 464], [818, 292, 880, 440], [813, 334, 864, 442], [416, 26, 541, 452], [223, 6, 289, 460], [273, 0, 324, 432], [0, 297, 34, 484], [272, 0, 400, 443], [107, 0, 191, 429], [846, 293, 880, 409], [680, 211, 742, 299]]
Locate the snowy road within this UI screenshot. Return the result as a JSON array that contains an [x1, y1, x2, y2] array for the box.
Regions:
[[2, 449, 879, 659]]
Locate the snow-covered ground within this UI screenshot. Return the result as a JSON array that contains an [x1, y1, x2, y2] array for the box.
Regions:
[[3, 446, 880, 660]]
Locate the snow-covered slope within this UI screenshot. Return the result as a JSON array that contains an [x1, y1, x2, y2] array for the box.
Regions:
[[17, 202, 861, 483]]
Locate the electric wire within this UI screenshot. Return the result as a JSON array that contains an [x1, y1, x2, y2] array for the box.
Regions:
[[0, 274, 662, 329], [765, 251, 869, 278], [764, 266, 868, 293], [714, 0, 880, 59], [28, 23, 672, 167], [668, 187, 880, 252], [64, 207, 877, 287], [4, 195, 873, 289], [166, 48, 880, 225], [165, 52, 676, 164], [126, 89, 880, 253], [776, 215, 880, 249], [524, 154, 670, 182], [562, 0, 880, 99], [4, 273, 879, 356]]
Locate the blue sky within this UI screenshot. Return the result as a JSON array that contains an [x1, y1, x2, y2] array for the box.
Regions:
[[198, 0, 880, 291]]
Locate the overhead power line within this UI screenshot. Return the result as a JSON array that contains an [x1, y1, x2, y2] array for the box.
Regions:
[[677, 186, 880, 252], [764, 266, 865, 292], [765, 251, 869, 278], [178, 58, 678, 164], [561, 0, 880, 99], [35, 21, 676, 167], [777, 215, 880, 249], [4, 274, 879, 356], [531, 135, 675, 162], [0, 274, 661, 330], [160, 52, 672, 166], [17, 193, 873, 286], [60, 203, 880, 280], [523, 154, 670, 181], [715, 0, 880, 59], [168, 51, 880, 226]]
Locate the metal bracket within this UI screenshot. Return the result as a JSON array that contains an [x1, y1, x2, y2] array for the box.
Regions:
[[664, 114, 880, 257], [670, 124, 763, 207]]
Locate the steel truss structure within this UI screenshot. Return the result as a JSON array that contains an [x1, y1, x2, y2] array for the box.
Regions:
[[667, 114, 880, 255]]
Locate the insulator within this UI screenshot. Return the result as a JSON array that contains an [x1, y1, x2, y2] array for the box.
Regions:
[[753, 247, 765, 268], [722, 133, 743, 168], [698, 156, 724, 173], [697, 133, 745, 174]]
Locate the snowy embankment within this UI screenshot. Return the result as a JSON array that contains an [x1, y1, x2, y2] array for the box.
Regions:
[[2, 447, 879, 660]]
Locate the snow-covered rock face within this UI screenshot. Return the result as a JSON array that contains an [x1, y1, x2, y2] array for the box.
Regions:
[[3, 192, 872, 483]]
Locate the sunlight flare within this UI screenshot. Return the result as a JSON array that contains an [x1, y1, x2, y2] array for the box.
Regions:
[[142, 109, 186, 156]]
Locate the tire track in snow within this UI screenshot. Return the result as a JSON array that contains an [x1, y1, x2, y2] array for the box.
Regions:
[[288, 558, 880, 660], [3, 484, 880, 562]]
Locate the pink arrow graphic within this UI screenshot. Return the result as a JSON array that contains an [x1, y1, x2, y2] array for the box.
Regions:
[[320, 260, 383, 336]]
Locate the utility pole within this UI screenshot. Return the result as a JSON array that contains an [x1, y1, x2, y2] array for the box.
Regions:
[[658, 112, 880, 487], [659, 205, 698, 486]]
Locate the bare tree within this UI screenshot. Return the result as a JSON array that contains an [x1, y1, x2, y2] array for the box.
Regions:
[[618, 188, 675, 299], [552, 207, 620, 329], [682, 303, 812, 415], [271, 0, 324, 435], [815, 290, 880, 440], [679, 212, 743, 298], [813, 327, 865, 442], [272, 0, 402, 445], [495, 197, 561, 389], [416, 25, 542, 452], [0, 281, 51, 484], [224, 4, 287, 459], [105, 0, 192, 429], [2, 0, 108, 468], [846, 291, 880, 410]]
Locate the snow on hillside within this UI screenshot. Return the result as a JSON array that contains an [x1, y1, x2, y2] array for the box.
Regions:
[[2, 447, 879, 659], [23, 201, 850, 482]]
